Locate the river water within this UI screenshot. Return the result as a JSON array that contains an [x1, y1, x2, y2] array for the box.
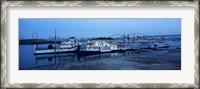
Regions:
[[19, 40, 181, 70], [19, 45, 127, 70]]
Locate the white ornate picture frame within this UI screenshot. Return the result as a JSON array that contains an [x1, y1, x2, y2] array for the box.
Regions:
[[1, 0, 199, 89]]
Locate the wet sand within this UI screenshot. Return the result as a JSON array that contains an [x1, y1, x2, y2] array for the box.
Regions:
[[29, 49, 181, 70]]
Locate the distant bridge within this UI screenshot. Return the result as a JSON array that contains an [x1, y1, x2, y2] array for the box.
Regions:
[[110, 34, 123, 37], [144, 34, 181, 37], [110, 33, 180, 38], [142, 34, 181, 38]]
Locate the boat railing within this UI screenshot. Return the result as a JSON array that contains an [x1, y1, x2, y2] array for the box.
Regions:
[[87, 47, 100, 49], [36, 48, 54, 50]]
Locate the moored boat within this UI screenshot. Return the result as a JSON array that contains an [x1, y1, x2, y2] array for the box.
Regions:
[[80, 40, 115, 54], [153, 42, 170, 48], [34, 37, 78, 55]]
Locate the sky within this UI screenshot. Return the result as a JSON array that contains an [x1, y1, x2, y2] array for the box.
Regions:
[[19, 18, 181, 39]]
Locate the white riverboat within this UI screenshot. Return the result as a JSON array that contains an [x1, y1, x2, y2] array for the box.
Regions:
[[153, 42, 170, 48], [80, 39, 117, 54], [34, 37, 78, 55]]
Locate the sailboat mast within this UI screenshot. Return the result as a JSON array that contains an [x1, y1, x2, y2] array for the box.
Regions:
[[54, 29, 56, 54]]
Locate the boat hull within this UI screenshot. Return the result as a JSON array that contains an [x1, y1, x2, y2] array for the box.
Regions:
[[111, 49, 125, 52], [34, 48, 77, 55], [79, 50, 101, 55]]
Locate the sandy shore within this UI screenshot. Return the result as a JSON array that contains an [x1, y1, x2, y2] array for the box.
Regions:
[[29, 49, 181, 70]]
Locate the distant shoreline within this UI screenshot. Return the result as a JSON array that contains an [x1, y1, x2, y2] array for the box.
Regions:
[[19, 39, 62, 45]]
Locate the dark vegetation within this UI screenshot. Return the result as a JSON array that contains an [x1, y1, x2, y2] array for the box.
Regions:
[[19, 39, 62, 45]]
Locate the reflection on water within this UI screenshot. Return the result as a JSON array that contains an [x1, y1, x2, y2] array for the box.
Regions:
[[36, 52, 124, 65], [19, 45, 126, 69], [19, 40, 181, 70]]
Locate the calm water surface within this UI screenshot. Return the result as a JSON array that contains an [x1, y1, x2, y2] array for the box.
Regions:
[[19, 45, 124, 69], [19, 40, 180, 70]]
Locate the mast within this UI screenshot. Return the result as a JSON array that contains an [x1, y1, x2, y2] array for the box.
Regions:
[[123, 34, 125, 44], [54, 29, 56, 55], [33, 32, 38, 53], [127, 35, 129, 44]]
